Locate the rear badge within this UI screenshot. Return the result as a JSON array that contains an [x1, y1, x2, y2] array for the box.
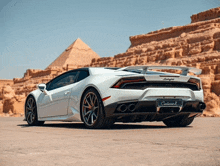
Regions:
[[163, 78, 174, 81], [157, 99, 183, 107]]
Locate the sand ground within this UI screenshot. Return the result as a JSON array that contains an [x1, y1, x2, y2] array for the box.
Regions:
[[0, 117, 220, 166]]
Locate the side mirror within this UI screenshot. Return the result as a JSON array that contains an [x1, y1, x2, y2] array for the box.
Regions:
[[37, 83, 50, 99], [38, 83, 46, 92]]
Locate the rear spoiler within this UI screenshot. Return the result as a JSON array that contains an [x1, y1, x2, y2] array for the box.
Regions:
[[117, 65, 202, 76]]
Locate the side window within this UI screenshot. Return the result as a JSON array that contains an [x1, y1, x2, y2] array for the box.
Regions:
[[77, 70, 89, 82], [47, 71, 78, 91]]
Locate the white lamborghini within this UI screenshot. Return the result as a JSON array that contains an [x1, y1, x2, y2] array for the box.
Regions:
[[24, 66, 206, 129]]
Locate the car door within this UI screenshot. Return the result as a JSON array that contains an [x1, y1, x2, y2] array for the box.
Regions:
[[38, 71, 79, 118], [67, 69, 90, 116]]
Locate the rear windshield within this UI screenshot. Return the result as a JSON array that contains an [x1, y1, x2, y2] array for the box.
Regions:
[[123, 69, 142, 74], [104, 67, 120, 70]]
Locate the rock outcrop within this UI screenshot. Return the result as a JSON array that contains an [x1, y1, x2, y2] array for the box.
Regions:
[[0, 79, 13, 100], [191, 7, 220, 23], [0, 85, 25, 116]]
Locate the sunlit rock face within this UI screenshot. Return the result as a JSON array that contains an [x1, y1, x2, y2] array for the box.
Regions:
[[191, 7, 220, 23], [0, 85, 25, 116]]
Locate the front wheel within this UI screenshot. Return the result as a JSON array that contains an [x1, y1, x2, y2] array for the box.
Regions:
[[163, 116, 194, 127], [81, 89, 109, 129], [25, 96, 44, 126]]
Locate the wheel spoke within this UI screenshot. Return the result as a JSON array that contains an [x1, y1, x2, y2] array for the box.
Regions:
[[91, 113, 94, 124], [27, 102, 31, 109], [32, 106, 35, 111], [83, 105, 90, 109], [30, 114, 32, 123], [29, 98, 33, 108], [93, 96, 98, 105], [85, 97, 91, 107], [84, 110, 92, 117], [29, 113, 33, 123], [32, 99, 34, 107], [27, 98, 34, 109], [89, 94, 94, 106], [87, 112, 92, 123], [88, 94, 93, 107], [27, 112, 31, 121], [32, 113, 35, 121], [93, 112, 97, 119], [26, 106, 32, 111]]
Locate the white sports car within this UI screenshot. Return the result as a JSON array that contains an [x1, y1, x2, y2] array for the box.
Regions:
[[24, 66, 206, 129]]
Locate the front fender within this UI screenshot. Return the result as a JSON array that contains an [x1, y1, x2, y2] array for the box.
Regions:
[[24, 89, 42, 118]]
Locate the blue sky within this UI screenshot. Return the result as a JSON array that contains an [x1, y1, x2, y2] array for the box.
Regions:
[[0, 0, 219, 79]]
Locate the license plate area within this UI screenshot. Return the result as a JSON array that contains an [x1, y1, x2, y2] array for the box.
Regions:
[[157, 99, 183, 107]]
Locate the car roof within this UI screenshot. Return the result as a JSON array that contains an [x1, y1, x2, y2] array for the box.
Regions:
[[88, 67, 120, 75]]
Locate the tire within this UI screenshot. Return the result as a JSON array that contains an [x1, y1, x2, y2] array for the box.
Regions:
[[103, 118, 115, 128], [163, 116, 194, 127], [81, 88, 109, 129], [25, 96, 45, 126]]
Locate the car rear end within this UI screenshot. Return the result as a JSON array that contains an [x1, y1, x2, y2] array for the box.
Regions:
[[103, 66, 206, 123]]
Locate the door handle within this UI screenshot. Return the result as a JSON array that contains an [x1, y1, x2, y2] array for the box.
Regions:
[[64, 91, 70, 95]]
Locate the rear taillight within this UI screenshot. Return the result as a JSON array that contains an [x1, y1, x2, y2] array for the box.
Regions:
[[112, 77, 145, 88], [188, 78, 201, 90]]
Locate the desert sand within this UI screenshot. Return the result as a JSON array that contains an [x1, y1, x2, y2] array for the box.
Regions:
[[0, 117, 219, 166]]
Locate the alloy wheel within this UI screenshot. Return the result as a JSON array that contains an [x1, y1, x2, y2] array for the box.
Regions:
[[82, 92, 99, 126], [26, 97, 36, 125]]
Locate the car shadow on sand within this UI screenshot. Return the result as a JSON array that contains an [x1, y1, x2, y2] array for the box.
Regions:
[[17, 122, 191, 130]]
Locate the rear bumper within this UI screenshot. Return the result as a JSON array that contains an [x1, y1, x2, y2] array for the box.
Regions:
[[104, 99, 206, 121]]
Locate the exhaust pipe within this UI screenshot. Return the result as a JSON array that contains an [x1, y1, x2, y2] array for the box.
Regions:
[[128, 104, 136, 112], [199, 102, 206, 110], [117, 104, 127, 112]]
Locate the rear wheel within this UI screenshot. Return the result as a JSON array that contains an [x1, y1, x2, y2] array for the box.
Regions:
[[81, 89, 111, 129], [163, 116, 194, 127], [25, 96, 44, 126]]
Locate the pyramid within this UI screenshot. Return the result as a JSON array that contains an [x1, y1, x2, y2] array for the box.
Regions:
[[46, 38, 100, 69]]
